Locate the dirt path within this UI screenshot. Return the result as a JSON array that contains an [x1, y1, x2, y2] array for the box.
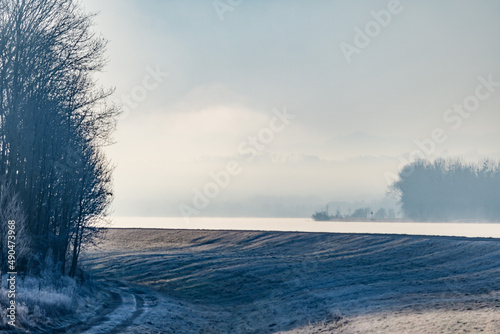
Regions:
[[60, 280, 158, 334]]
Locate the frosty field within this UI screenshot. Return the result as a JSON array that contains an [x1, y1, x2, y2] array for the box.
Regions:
[[78, 229, 500, 333]]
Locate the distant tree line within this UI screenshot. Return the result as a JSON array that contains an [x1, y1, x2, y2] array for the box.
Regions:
[[312, 206, 395, 221], [389, 159, 500, 221], [0, 0, 118, 276]]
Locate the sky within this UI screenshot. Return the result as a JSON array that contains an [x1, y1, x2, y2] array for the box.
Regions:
[[81, 0, 500, 218]]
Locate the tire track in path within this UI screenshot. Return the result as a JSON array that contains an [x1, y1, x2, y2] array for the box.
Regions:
[[65, 281, 156, 334]]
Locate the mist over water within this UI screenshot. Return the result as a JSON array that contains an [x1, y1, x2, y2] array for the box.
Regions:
[[82, 0, 500, 219]]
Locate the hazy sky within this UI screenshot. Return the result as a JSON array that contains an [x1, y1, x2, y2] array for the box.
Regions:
[[82, 0, 500, 218]]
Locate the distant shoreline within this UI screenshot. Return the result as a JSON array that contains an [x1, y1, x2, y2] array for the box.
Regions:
[[323, 218, 412, 222], [106, 217, 500, 238], [316, 217, 499, 223]]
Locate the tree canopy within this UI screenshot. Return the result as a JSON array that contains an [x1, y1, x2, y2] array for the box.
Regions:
[[389, 158, 500, 222], [0, 0, 118, 276]]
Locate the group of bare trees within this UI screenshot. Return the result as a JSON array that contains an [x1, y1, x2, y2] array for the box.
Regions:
[[0, 0, 118, 276], [389, 158, 500, 222]]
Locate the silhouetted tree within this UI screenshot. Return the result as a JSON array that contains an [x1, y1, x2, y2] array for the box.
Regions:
[[374, 208, 387, 219], [312, 206, 331, 221], [350, 208, 370, 219], [389, 158, 500, 221]]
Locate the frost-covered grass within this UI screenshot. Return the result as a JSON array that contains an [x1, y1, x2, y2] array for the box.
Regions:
[[0, 270, 97, 332], [82, 229, 500, 333]]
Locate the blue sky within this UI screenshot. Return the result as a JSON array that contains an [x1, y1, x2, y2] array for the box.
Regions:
[[82, 0, 500, 217]]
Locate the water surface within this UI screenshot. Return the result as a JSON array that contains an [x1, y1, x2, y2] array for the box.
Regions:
[[110, 217, 500, 238]]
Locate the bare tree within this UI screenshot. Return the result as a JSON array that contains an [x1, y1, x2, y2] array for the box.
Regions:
[[0, 0, 118, 275]]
